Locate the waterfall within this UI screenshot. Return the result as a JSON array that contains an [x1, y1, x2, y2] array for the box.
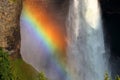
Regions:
[[20, 0, 110, 80], [66, 0, 109, 80]]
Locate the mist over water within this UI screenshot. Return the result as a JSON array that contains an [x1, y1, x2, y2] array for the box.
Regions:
[[66, 0, 109, 80], [20, 0, 109, 80]]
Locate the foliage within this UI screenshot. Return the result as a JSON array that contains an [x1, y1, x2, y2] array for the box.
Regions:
[[2, 47, 120, 80], [104, 72, 120, 80], [37, 72, 47, 80], [104, 72, 111, 80], [0, 48, 40, 80], [0, 47, 48, 80], [115, 75, 120, 80], [10, 59, 38, 80], [0, 48, 12, 80]]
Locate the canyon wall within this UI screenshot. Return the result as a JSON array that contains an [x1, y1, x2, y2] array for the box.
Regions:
[[0, 0, 22, 58]]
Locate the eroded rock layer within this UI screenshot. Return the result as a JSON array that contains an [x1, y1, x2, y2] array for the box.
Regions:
[[0, 0, 22, 58]]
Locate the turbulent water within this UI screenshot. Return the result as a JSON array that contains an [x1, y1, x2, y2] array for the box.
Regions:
[[20, 0, 109, 80], [66, 0, 109, 80]]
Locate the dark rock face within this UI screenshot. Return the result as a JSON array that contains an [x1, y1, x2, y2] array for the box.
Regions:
[[0, 0, 22, 58], [100, 0, 120, 77]]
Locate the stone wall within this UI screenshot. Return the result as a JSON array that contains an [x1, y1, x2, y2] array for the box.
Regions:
[[0, 0, 22, 58]]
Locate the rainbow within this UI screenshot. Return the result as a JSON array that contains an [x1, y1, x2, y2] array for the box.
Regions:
[[21, 1, 70, 80]]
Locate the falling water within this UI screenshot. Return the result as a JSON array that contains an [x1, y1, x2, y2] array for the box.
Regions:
[[20, 0, 109, 80], [66, 0, 109, 80]]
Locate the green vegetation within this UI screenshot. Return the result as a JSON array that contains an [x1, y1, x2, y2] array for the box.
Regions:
[[10, 59, 38, 80], [115, 76, 120, 80], [10, 59, 47, 80], [0, 48, 47, 80], [1, 47, 120, 80], [104, 72, 111, 80], [104, 72, 120, 80], [0, 48, 12, 80], [37, 72, 48, 80]]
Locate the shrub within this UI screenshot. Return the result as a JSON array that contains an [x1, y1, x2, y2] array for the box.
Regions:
[[104, 72, 120, 80], [0, 48, 12, 80], [37, 72, 47, 80], [115, 75, 120, 80]]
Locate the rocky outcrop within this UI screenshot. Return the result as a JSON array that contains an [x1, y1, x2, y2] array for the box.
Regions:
[[0, 0, 22, 58]]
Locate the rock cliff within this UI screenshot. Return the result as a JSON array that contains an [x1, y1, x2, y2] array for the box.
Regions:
[[0, 0, 22, 58]]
